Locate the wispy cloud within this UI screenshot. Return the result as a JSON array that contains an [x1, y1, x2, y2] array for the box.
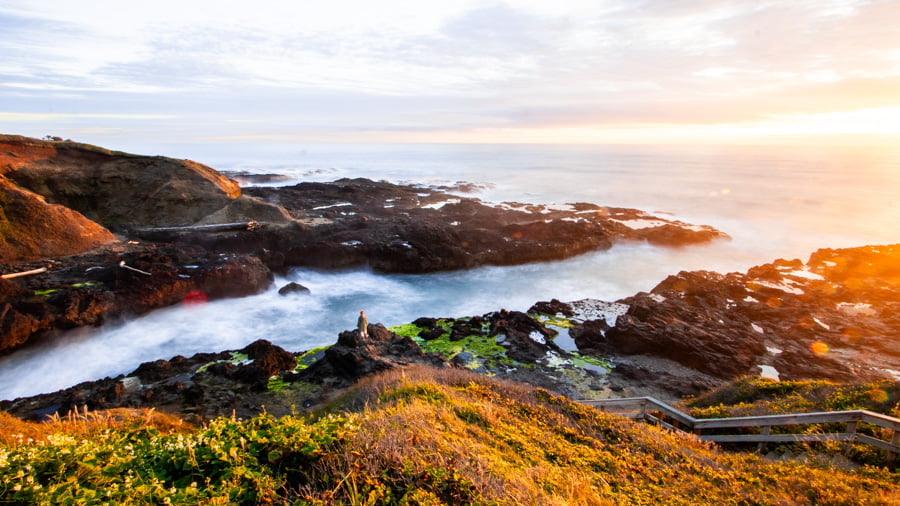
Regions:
[[1, 0, 899, 146]]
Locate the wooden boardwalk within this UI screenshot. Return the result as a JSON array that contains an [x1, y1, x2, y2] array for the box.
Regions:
[[580, 397, 900, 456]]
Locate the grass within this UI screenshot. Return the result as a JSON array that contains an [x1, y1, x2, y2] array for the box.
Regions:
[[686, 376, 900, 418], [1, 367, 898, 504], [685, 376, 900, 466]]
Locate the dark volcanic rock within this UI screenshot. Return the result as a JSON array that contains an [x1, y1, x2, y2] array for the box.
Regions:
[[278, 282, 311, 296], [576, 244, 900, 386], [232, 179, 728, 274], [0, 340, 297, 422], [605, 291, 766, 378], [569, 319, 610, 352], [295, 323, 448, 388], [487, 310, 560, 363], [529, 298, 575, 317], [0, 324, 449, 422], [0, 242, 273, 354]]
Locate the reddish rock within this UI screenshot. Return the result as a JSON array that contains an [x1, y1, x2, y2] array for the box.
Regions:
[[0, 175, 115, 262], [1, 135, 291, 229]]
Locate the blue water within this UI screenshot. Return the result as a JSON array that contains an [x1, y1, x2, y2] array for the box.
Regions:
[[1, 143, 898, 400]]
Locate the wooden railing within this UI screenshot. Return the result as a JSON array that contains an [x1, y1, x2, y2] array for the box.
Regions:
[[580, 397, 900, 456]]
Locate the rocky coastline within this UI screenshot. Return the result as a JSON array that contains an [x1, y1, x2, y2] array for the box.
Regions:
[[2, 134, 898, 423], [1, 134, 725, 353], [3, 242, 898, 423]]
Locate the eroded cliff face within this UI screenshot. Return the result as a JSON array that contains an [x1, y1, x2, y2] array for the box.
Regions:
[[0, 175, 116, 263], [0, 135, 291, 229]]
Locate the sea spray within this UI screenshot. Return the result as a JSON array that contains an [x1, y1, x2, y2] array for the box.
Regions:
[[0, 241, 756, 400]]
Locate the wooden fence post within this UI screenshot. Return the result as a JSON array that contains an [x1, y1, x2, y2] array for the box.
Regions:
[[889, 429, 899, 462], [843, 421, 858, 455], [758, 426, 771, 453]]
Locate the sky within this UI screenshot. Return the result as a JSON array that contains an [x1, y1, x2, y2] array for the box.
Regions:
[[2, 0, 900, 148]]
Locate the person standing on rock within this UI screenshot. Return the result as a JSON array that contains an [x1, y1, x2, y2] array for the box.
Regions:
[[358, 310, 369, 338]]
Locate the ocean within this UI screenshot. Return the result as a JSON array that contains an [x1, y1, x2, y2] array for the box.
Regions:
[[1, 143, 898, 400]]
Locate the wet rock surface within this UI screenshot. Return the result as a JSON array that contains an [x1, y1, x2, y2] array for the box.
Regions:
[[0, 339, 299, 422], [555, 244, 900, 397], [4, 244, 899, 420], [0, 242, 272, 354], [232, 179, 728, 274]]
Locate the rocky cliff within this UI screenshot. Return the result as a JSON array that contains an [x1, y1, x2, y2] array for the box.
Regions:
[[0, 135, 292, 229], [0, 175, 115, 262]]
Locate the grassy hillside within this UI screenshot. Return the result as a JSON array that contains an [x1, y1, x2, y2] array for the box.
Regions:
[[1, 367, 898, 504], [687, 376, 900, 418], [684, 376, 900, 467]]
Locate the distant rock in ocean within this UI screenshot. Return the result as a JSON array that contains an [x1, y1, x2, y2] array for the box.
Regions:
[[278, 282, 311, 296]]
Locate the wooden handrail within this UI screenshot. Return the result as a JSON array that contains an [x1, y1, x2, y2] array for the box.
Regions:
[[580, 397, 900, 456]]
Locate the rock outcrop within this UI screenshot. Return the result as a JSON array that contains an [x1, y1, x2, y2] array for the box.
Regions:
[[292, 323, 448, 388], [0, 324, 449, 422], [0, 135, 292, 229], [0, 242, 272, 353], [556, 244, 900, 396], [0, 175, 116, 262], [212, 179, 726, 274], [0, 339, 298, 422], [0, 135, 734, 360]]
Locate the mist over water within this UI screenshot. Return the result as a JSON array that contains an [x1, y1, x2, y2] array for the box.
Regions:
[[1, 143, 898, 400]]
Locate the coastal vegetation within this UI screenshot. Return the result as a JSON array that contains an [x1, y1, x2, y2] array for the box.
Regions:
[[1, 367, 898, 504], [688, 376, 900, 418], [685, 376, 900, 467]]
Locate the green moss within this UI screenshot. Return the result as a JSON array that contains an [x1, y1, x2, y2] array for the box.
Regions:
[[294, 346, 330, 371], [197, 351, 251, 374], [267, 375, 290, 392], [388, 323, 426, 338], [570, 353, 611, 370], [534, 315, 575, 328], [417, 333, 512, 369]]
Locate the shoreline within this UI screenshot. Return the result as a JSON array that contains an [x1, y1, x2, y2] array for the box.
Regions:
[[2, 243, 898, 419]]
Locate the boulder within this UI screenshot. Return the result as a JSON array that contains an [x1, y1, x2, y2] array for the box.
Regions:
[[487, 310, 560, 363], [278, 282, 311, 296], [296, 323, 448, 387]]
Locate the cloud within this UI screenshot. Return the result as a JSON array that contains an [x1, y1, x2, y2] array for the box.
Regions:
[[2, 0, 899, 145]]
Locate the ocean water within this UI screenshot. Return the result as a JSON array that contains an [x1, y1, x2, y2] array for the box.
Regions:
[[1, 143, 898, 400]]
